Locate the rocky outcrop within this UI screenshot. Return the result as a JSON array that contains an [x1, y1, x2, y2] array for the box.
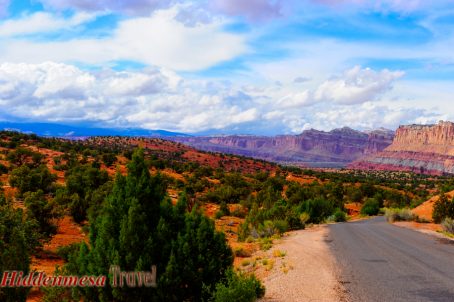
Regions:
[[169, 127, 394, 167], [350, 121, 454, 175]]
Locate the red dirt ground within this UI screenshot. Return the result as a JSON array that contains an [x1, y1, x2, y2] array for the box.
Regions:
[[27, 216, 87, 302], [412, 190, 454, 222]]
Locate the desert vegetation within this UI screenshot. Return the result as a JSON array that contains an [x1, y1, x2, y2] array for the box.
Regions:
[[0, 131, 452, 301]]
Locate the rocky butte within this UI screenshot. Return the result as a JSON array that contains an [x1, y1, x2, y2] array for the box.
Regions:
[[170, 127, 394, 167], [350, 121, 454, 175]]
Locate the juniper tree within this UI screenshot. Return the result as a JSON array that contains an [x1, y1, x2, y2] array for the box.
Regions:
[[72, 149, 233, 302], [0, 194, 40, 302]]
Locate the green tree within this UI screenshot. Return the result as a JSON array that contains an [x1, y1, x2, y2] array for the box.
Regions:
[[0, 194, 40, 302], [9, 165, 57, 196], [433, 194, 454, 223], [24, 190, 58, 236], [70, 149, 233, 301], [361, 198, 380, 216], [57, 164, 109, 223]]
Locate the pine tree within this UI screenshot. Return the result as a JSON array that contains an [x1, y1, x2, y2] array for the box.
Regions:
[[71, 149, 233, 301], [0, 194, 40, 302]]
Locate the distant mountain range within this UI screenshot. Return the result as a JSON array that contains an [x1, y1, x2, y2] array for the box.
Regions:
[[169, 127, 395, 168], [0, 122, 189, 138], [5, 121, 453, 174]]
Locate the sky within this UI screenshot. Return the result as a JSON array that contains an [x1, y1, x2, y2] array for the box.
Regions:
[[0, 0, 453, 135]]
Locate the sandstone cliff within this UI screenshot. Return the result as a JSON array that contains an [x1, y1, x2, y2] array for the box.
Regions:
[[350, 121, 454, 175], [170, 127, 393, 167]]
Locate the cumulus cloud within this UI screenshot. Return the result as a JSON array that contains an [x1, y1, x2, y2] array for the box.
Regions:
[[0, 11, 98, 37], [0, 62, 442, 134], [39, 0, 176, 16], [38, 0, 285, 21], [309, 103, 442, 131], [313, 66, 404, 105], [0, 62, 261, 132], [274, 66, 403, 108], [0, 7, 247, 72], [211, 0, 282, 21], [293, 76, 310, 83]]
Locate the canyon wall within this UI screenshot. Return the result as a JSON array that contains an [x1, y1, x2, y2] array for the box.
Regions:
[[170, 127, 394, 167], [350, 121, 454, 175]]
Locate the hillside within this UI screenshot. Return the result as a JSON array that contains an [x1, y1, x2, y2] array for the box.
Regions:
[[350, 121, 454, 175], [170, 127, 394, 167], [0, 131, 452, 302]]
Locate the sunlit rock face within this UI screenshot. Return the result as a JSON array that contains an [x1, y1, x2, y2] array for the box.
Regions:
[[350, 121, 454, 175]]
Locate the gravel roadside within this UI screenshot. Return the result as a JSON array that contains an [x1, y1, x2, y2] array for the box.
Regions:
[[258, 225, 348, 302]]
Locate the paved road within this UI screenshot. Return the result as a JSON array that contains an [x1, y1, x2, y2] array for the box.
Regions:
[[327, 217, 454, 302]]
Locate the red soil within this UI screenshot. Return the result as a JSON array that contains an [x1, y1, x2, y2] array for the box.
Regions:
[[412, 190, 454, 222]]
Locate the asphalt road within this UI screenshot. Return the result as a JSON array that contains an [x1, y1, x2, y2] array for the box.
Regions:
[[327, 217, 454, 302]]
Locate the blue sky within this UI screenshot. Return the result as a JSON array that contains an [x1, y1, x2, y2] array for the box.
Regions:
[[0, 0, 453, 135]]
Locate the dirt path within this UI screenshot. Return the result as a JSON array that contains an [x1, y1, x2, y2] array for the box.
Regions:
[[259, 225, 348, 302]]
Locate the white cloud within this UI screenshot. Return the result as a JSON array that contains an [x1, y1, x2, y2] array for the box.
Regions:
[[0, 62, 261, 132], [0, 7, 247, 72], [39, 0, 176, 16], [0, 62, 447, 134], [211, 0, 282, 21], [0, 12, 98, 37], [313, 66, 404, 105]]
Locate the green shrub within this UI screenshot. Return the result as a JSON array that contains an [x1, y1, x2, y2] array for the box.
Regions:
[[9, 165, 57, 196], [301, 198, 335, 224], [299, 212, 310, 225], [273, 220, 289, 234], [215, 210, 224, 219], [333, 209, 347, 222], [361, 198, 380, 216], [441, 218, 454, 234], [433, 194, 454, 223], [212, 270, 265, 302], [24, 190, 58, 236], [384, 208, 415, 223]]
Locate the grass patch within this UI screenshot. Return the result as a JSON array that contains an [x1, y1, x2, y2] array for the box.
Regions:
[[272, 249, 286, 258], [259, 237, 273, 251], [384, 208, 415, 223]]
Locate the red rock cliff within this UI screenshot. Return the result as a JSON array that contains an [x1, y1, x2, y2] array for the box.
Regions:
[[350, 121, 454, 175], [169, 127, 393, 167]]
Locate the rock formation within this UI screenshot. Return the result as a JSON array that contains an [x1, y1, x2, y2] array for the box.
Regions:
[[170, 127, 394, 167], [350, 121, 454, 175]]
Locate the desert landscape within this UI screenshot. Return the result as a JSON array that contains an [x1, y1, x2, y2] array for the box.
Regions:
[[1, 1, 454, 301]]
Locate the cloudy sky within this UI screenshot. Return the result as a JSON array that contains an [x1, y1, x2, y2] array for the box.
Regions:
[[0, 0, 453, 135]]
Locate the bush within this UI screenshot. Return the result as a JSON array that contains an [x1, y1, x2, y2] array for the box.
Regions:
[[299, 212, 310, 225], [9, 165, 57, 196], [433, 194, 454, 223], [384, 208, 415, 223], [215, 210, 224, 219], [360, 198, 380, 216], [212, 270, 265, 302], [333, 209, 347, 222], [273, 220, 289, 234], [441, 218, 454, 234], [301, 198, 335, 224], [24, 190, 58, 236]]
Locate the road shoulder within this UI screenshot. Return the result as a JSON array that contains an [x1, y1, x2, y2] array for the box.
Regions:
[[257, 225, 349, 302]]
